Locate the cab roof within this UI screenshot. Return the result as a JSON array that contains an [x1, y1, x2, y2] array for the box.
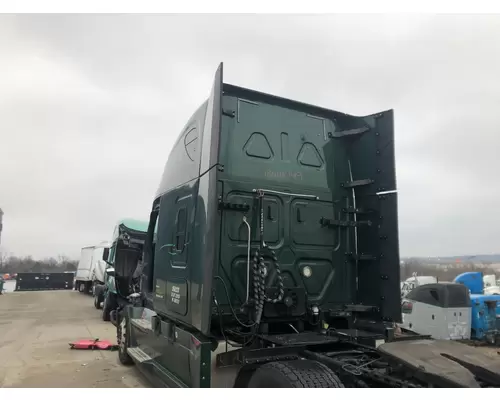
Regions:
[[117, 218, 149, 233]]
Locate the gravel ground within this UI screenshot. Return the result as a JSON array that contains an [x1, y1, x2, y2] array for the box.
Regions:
[[0, 289, 150, 388]]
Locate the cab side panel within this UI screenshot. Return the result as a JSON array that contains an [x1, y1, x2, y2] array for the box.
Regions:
[[152, 64, 222, 334]]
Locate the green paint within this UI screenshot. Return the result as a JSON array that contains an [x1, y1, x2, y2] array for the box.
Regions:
[[124, 63, 400, 388], [118, 218, 149, 233]]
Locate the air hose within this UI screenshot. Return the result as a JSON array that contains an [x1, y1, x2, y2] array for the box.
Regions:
[[252, 190, 285, 326]]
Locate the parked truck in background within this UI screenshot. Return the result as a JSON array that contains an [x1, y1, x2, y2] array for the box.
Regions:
[[74, 242, 110, 294], [400, 274, 438, 299], [93, 219, 148, 321]]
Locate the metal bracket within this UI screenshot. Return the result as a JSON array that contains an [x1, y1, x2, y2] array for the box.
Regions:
[[346, 252, 377, 261], [216, 346, 301, 368], [222, 109, 235, 118], [320, 217, 372, 228], [218, 201, 250, 212], [252, 188, 319, 200], [342, 179, 374, 189], [344, 304, 380, 313], [342, 207, 374, 215], [328, 126, 370, 139]]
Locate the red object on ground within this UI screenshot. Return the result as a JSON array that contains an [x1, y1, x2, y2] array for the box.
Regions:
[[69, 338, 118, 350]]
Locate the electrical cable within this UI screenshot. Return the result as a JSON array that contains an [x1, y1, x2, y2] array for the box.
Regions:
[[213, 291, 229, 352], [213, 290, 256, 348], [214, 275, 256, 328]]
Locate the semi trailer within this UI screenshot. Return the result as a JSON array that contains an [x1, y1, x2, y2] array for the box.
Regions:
[[74, 242, 110, 294]]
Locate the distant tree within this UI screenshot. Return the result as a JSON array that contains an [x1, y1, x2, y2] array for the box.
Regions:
[[401, 260, 499, 282], [0, 254, 79, 274], [0, 252, 7, 270]]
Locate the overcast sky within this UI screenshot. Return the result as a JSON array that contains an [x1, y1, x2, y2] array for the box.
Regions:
[[0, 13, 499, 259]]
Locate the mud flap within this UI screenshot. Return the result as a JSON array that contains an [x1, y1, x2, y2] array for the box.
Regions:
[[378, 339, 500, 387]]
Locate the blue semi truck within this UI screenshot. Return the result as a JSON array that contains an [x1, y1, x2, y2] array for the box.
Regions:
[[454, 272, 500, 344]]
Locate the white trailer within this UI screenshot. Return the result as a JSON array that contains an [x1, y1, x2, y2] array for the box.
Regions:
[[74, 242, 110, 294], [483, 274, 500, 295]]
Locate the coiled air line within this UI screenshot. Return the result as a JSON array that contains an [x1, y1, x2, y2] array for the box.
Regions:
[[242, 189, 319, 327], [252, 189, 286, 326]]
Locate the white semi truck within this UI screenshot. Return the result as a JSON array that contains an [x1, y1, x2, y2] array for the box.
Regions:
[[74, 242, 111, 294], [400, 274, 438, 298]]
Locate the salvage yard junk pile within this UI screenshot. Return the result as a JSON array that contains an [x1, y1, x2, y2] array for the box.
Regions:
[[18, 62, 500, 388]]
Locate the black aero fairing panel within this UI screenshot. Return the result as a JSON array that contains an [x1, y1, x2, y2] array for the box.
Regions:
[[323, 109, 401, 323], [196, 63, 224, 334]]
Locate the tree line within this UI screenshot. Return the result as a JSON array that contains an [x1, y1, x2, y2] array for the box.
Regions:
[[401, 258, 499, 281], [0, 255, 78, 274], [1, 255, 498, 280]]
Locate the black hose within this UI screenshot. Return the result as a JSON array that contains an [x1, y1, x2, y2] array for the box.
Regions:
[[214, 275, 256, 328]]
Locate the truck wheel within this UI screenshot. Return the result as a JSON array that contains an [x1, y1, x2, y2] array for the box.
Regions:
[[102, 295, 111, 321], [117, 314, 134, 366], [248, 360, 344, 388], [94, 295, 102, 309], [102, 293, 117, 321], [78, 282, 86, 293]]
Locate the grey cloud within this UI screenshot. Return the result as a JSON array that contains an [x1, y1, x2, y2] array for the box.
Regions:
[[0, 14, 499, 258]]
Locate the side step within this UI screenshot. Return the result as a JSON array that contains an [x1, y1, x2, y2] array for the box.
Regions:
[[127, 347, 153, 363], [127, 346, 188, 388], [131, 317, 152, 331]]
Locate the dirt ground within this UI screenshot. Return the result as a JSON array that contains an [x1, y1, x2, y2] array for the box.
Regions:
[[0, 289, 150, 388]]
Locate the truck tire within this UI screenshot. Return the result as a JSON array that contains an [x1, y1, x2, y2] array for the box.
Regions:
[[78, 282, 86, 293], [117, 314, 134, 366], [248, 360, 344, 388], [94, 295, 102, 309], [102, 293, 117, 321], [102, 295, 111, 321]]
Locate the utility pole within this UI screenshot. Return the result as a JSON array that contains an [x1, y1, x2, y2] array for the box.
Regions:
[[0, 207, 3, 245]]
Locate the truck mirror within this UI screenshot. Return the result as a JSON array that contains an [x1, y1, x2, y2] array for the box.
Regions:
[[102, 248, 110, 261]]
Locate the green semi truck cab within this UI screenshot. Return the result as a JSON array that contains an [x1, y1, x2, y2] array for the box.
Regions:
[[114, 63, 500, 388]]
